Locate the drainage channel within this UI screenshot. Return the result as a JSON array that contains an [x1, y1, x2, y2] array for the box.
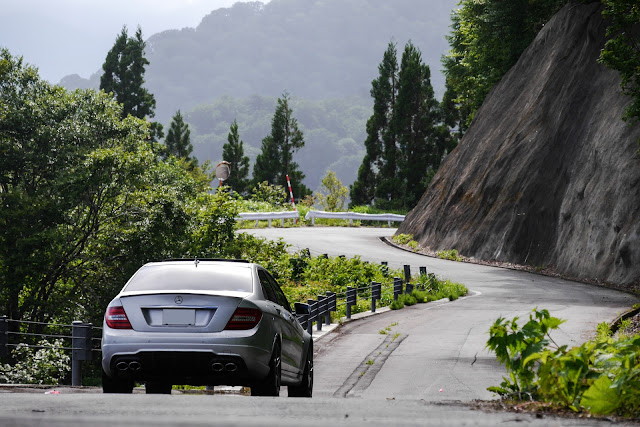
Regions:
[[333, 333, 407, 398]]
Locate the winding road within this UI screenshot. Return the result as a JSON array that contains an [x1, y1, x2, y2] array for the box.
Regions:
[[2, 227, 637, 426], [245, 227, 638, 401]]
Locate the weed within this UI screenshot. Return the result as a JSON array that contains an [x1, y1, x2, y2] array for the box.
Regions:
[[392, 333, 401, 341], [487, 308, 640, 419], [436, 249, 463, 261], [392, 234, 414, 245], [379, 329, 388, 335], [596, 322, 612, 340], [366, 360, 374, 365]]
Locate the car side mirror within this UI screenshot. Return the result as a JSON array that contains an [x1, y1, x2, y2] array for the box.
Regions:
[[294, 302, 310, 315]]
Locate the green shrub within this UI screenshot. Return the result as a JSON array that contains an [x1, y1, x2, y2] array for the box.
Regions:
[[390, 296, 405, 310], [392, 234, 414, 245], [436, 249, 463, 261], [404, 294, 417, 306], [0, 339, 70, 385], [487, 309, 640, 418]]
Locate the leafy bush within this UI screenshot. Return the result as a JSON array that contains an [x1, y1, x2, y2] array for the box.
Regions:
[[0, 339, 70, 385], [390, 296, 405, 310], [487, 308, 640, 418], [250, 181, 288, 206]]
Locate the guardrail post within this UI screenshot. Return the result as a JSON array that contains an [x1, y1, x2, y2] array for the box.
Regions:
[[403, 265, 411, 284], [346, 287, 356, 319], [316, 295, 325, 331], [405, 283, 414, 295], [306, 299, 315, 335], [72, 321, 93, 386], [0, 316, 7, 358], [370, 282, 381, 313], [419, 266, 427, 276], [325, 291, 336, 325], [393, 277, 403, 301]]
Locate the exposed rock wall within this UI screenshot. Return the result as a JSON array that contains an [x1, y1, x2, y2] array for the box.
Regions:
[[398, 2, 640, 288]]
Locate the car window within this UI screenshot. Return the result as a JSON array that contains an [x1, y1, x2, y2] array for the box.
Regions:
[[265, 271, 291, 312], [258, 270, 278, 303], [124, 263, 253, 293]]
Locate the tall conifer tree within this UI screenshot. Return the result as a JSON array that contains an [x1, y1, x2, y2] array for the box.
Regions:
[[100, 26, 163, 141], [351, 41, 449, 210], [164, 110, 195, 165], [222, 120, 251, 194], [253, 92, 310, 199]]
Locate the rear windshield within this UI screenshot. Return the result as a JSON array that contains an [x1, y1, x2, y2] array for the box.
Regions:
[[124, 263, 253, 293]]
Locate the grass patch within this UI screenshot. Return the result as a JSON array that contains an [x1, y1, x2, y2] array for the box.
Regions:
[[436, 249, 463, 261]]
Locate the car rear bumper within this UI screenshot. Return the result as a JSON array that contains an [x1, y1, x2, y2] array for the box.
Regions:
[[102, 331, 272, 386]]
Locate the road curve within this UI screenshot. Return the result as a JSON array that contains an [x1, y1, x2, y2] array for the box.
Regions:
[[243, 227, 638, 401]]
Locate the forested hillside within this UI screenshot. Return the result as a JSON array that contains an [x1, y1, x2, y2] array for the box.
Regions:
[[60, 0, 458, 192]]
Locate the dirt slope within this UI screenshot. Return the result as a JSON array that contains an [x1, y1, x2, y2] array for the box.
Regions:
[[398, 1, 640, 289]]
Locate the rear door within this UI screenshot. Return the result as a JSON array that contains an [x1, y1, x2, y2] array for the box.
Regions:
[[259, 270, 304, 375]]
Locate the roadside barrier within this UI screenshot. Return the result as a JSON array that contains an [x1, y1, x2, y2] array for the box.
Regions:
[[235, 210, 406, 227], [0, 318, 100, 386], [304, 210, 405, 227]]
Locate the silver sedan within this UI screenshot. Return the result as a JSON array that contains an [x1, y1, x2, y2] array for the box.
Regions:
[[101, 259, 313, 397]]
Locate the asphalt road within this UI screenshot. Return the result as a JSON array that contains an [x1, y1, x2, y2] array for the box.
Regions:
[[2, 227, 637, 426], [245, 227, 638, 403]]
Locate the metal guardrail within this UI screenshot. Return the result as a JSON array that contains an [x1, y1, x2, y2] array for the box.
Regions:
[[236, 211, 300, 227], [304, 210, 405, 226], [236, 210, 405, 227]]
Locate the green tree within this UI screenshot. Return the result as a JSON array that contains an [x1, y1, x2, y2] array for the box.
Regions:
[[394, 42, 443, 209], [164, 110, 196, 165], [351, 41, 448, 210], [316, 171, 348, 212], [0, 48, 242, 334], [599, 0, 640, 128], [442, 0, 566, 132], [100, 26, 163, 141], [222, 120, 251, 194], [351, 42, 399, 206], [253, 92, 311, 199]]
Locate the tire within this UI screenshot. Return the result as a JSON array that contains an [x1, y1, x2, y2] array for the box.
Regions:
[[251, 342, 281, 397], [288, 344, 313, 398], [145, 381, 173, 394], [102, 368, 134, 394]]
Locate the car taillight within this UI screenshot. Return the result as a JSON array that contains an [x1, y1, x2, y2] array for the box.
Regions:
[[224, 307, 262, 330], [105, 306, 132, 329]]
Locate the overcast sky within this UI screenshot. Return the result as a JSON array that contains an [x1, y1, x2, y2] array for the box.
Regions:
[[1, 0, 268, 83]]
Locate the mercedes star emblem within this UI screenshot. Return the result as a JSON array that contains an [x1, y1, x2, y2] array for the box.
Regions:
[[174, 296, 183, 304]]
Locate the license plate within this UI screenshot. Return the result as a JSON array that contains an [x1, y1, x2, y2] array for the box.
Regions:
[[163, 309, 195, 325]]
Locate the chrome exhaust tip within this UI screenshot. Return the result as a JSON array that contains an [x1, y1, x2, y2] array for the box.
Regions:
[[211, 362, 224, 372], [116, 361, 129, 371], [225, 363, 238, 372], [129, 361, 142, 371]]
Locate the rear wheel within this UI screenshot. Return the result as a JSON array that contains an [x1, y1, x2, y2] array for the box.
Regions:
[[251, 342, 281, 397], [288, 344, 313, 397], [102, 368, 134, 394], [145, 381, 172, 394]]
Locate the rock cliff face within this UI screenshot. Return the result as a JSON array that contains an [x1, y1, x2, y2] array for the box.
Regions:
[[398, 2, 640, 289]]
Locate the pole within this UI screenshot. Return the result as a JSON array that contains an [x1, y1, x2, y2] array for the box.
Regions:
[[286, 174, 296, 211], [286, 174, 297, 224]]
